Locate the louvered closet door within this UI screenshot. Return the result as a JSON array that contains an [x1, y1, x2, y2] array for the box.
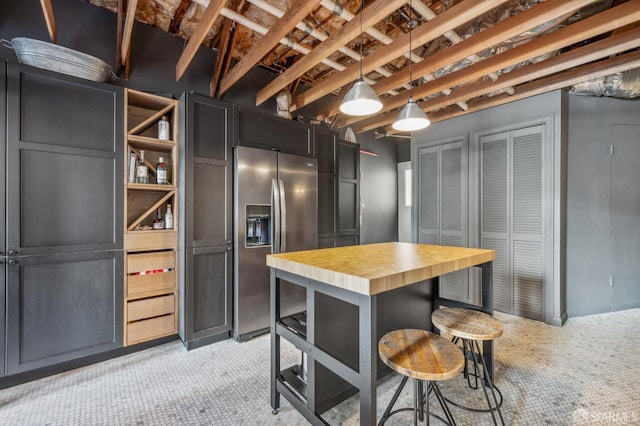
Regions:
[[418, 146, 439, 245], [417, 140, 468, 302], [481, 134, 510, 314], [480, 125, 544, 320], [512, 126, 544, 319]]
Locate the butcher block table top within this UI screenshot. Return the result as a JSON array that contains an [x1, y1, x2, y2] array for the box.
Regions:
[[266, 242, 495, 296]]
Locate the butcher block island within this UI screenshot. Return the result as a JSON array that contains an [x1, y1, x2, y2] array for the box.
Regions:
[[266, 242, 496, 425]]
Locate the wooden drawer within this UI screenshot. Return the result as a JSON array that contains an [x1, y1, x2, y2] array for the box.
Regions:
[[127, 294, 175, 322], [127, 250, 175, 274], [127, 313, 176, 345], [127, 270, 175, 296]]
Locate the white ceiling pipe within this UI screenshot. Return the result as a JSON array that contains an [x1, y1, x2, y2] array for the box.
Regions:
[[192, 0, 398, 94], [246, 0, 402, 94]]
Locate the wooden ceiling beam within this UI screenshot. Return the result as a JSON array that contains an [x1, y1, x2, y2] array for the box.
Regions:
[[176, 0, 226, 81], [255, 0, 408, 106], [342, 1, 640, 129], [170, 0, 191, 34], [39, 0, 57, 43], [210, 17, 235, 97], [121, 0, 138, 72], [369, 0, 605, 97], [354, 25, 640, 132], [116, 0, 124, 72], [219, 0, 324, 95], [291, 0, 505, 112], [427, 48, 640, 126]]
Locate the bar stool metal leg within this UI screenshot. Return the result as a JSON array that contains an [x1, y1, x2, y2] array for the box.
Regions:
[[468, 339, 505, 426]]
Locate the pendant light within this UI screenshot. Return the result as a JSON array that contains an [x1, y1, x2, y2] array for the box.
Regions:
[[340, 0, 382, 116], [392, 1, 430, 132]]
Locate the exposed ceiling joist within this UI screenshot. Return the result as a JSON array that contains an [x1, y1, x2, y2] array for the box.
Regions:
[[116, 0, 123, 71], [291, 0, 507, 112], [39, 0, 56, 43], [425, 48, 640, 126], [176, 0, 226, 81], [373, 0, 599, 98], [170, 0, 191, 34], [356, 26, 640, 132], [121, 0, 138, 73], [211, 17, 235, 97], [255, 0, 408, 106], [219, 0, 324, 95]]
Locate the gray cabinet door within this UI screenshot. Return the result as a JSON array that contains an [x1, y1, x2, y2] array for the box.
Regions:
[[6, 250, 123, 374], [234, 106, 312, 157], [315, 127, 338, 240], [183, 94, 232, 248], [184, 246, 232, 345], [179, 93, 232, 348], [338, 141, 360, 237], [6, 64, 123, 256]]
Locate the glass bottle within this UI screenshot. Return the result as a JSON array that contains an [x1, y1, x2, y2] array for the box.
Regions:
[[158, 116, 170, 140], [156, 156, 168, 185], [152, 207, 165, 230], [135, 150, 149, 184], [164, 204, 174, 229]]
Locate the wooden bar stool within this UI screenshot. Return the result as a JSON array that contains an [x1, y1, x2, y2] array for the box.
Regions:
[[431, 308, 505, 426], [378, 329, 464, 425]]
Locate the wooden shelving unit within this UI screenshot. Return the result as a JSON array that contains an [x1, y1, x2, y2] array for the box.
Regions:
[[123, 89, 179, 346]]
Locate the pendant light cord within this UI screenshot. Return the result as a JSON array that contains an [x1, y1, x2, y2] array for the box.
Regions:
[[359, 0, 364, 79], [408, 0, 413, 101]]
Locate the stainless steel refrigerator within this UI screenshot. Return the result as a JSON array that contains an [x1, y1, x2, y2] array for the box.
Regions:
[[233, 146, 317, 341]]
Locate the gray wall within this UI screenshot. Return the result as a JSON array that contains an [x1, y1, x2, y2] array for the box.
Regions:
[[566, 95, 640, 317]]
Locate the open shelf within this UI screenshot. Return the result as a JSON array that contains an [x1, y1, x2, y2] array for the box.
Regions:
[[123, 88, 179, 346]]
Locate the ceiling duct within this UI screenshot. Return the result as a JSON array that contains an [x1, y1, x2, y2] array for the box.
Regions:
[[569, 67, 640, 98]]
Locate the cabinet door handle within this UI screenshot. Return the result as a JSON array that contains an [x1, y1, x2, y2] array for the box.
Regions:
[[227, 246, 232, 251], [8, 250, 18, 255], [8, 259, 17, 265]]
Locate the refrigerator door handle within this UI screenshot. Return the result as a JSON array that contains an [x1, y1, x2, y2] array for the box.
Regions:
[[271, 178, 281, 253], [279, 179, 287, 253]]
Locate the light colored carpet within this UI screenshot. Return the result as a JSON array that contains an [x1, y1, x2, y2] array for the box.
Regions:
[[0, 309, 638, 425]]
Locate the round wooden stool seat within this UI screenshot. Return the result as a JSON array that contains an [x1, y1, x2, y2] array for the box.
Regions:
[[432, 308, 503, 341], [379, 329, 464, 382]]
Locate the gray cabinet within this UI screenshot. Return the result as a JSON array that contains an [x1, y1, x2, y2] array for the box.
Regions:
[[179, 93, 232, 349], [3, 63, 123, 375], [234, 106, 312, 157], [314, 127, 360, 248], [6, 251, 123, 374]]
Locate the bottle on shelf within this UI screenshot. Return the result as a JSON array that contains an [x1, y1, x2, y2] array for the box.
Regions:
[[158, 116, 170, 140], [152, 207, 165, 230], [165, 204, 174, 229], [156, 156, 168, 185], [135, 150, 149, 184]]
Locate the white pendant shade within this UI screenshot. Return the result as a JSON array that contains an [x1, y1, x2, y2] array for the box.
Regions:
[[339, 79, 383, 116], [392, 99, 430, 132]]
